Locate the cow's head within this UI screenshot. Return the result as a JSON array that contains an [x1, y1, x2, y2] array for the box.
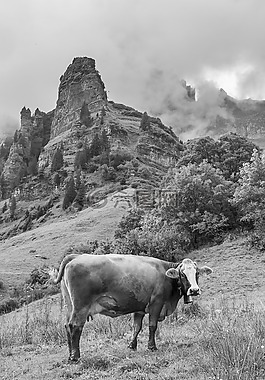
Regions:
[[165, 259, 212, 304]]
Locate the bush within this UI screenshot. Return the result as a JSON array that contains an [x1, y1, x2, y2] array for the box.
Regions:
[[0, 298, 19, 314], [115, 209, 144, 239], [51, 148, 64, 172], [163, 160, 235, 247], [0, 266, 59, 316], [62, 175, 76, 210], [86, 162, 98, 173], [110, 152, 132, 169], [113, 211, 191, 261]]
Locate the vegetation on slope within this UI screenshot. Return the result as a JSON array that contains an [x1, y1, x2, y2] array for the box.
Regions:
[[1, 295, 265, 379]]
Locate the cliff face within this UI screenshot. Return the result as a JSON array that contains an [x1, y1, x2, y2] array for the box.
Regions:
[[1, 108, 53, 196], [222, 95, 265, 140], [37, 57, 183, 177], [203, 90, 265, 147], [51, 57, 107, 138], [0, 57, 198, 197]]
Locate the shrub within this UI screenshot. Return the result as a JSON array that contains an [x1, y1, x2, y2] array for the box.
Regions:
[[113, 211, 191, 261], [8, 195, 16, 220], [100, 164, 117, 181], [80, 102, 92, 128], [115, 209, 144, 239], [140, 111, 150, 131], [86, 162, 98, 173], [163, 160, 235, 247], [51, 148, 64, 172], [0, 298, 19, 314], [73, 180, 86, 210], [110, 152, 132, 169], [62, 175, 76, 210], [131, 181, 141, 188]]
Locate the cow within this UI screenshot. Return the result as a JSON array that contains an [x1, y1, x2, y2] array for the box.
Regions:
[[50, 253, 212, 362]]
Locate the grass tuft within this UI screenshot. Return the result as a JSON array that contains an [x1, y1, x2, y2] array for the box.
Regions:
[[197, 300, 265, 380]]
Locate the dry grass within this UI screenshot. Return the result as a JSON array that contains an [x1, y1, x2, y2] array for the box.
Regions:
[[1, 236, 265, 379], [196, 299, 265, 380], [0, 197, 128, 288], [2, 295, 265, 379]]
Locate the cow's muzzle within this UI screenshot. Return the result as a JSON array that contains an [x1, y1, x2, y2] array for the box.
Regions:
[[187, 287, 201, 297]]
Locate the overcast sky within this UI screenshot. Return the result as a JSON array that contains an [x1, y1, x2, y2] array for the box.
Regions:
[[1, 0, 265, 138]]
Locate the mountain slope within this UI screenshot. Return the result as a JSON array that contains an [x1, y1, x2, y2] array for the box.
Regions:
[[0, 193, 129, 288]]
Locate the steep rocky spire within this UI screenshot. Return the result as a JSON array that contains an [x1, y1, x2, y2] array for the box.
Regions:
[[51, 57, 107, 138]]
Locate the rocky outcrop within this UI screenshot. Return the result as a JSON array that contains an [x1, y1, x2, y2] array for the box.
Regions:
[[0, 57, 197, 197], [180, 80, 196, 101], [51, 57, 107, 138], [136, 117, 183, 169], [204, 90, 265, 146], [1, 108, 53, 196], [222, 94, 265, 140]]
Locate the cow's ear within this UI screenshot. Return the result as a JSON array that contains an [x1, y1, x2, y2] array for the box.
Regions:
[[198, 266, 213, 275], [165, 268, 179, 279]]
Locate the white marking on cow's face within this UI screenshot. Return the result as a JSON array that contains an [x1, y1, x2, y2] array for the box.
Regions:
[[180, 259, 200, 296]]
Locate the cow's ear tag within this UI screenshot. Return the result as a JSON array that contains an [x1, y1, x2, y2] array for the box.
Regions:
[[165, 268, 179, 279], [198, 266, 213, 276]]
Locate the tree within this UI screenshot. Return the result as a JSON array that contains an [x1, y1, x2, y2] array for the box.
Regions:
[[176, 136, 218, 167], [177, 133, 258, 181], [74, 179, 86, 210], [53, 173, 61, 188], [2, 201, 7, 213], [9, 195, 16, 220], [90, 133, 101, 157], [0, 173, 7, 199], [51, 148, 64, 172], [217, 133, 258, 181], [164, 161, 235, 246], [75, 170, 81, 191], [28, 156, 38, 176], [140, 112, 150, 131], [101, 106, 106, 117], [233, 149, 265, 227], [80, 102, 92, 128], [100, 129, 110, 153], [62, 175, 76, 210]]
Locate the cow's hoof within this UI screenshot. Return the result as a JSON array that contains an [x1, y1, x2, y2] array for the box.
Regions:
[[128, 342, 137, 350], [148, 345, 157, 351], [68, 356, 80, 364]]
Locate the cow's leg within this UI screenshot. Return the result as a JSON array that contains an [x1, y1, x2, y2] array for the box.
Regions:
[[61, 280, 73, 361], [148, 304, 163, 351], [65, 323, 72, 360], [128, 312, 145, 350], [68, 308, 87, 363]]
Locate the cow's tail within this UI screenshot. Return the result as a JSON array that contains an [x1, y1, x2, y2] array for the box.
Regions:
[[49, 254, 80, 284]]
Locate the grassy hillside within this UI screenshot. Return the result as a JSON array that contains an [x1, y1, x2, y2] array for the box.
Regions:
[[1, 236, 265, 379], [0, 191, 130, 289]]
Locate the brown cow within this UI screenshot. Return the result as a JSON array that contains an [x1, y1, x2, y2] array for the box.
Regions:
[[50, 254, 212, 362]]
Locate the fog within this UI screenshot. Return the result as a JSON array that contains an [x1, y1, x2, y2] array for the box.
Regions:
[[0, 0, 264, 139]]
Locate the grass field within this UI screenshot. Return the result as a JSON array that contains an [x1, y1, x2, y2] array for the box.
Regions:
[[1, 235, 265, 379], [1, 294, 265, 380], [1, 198, 265, 379]]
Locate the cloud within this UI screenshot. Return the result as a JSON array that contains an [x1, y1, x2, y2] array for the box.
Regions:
[[1, 0, 265, 140], [0, 114, 19, 139]]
